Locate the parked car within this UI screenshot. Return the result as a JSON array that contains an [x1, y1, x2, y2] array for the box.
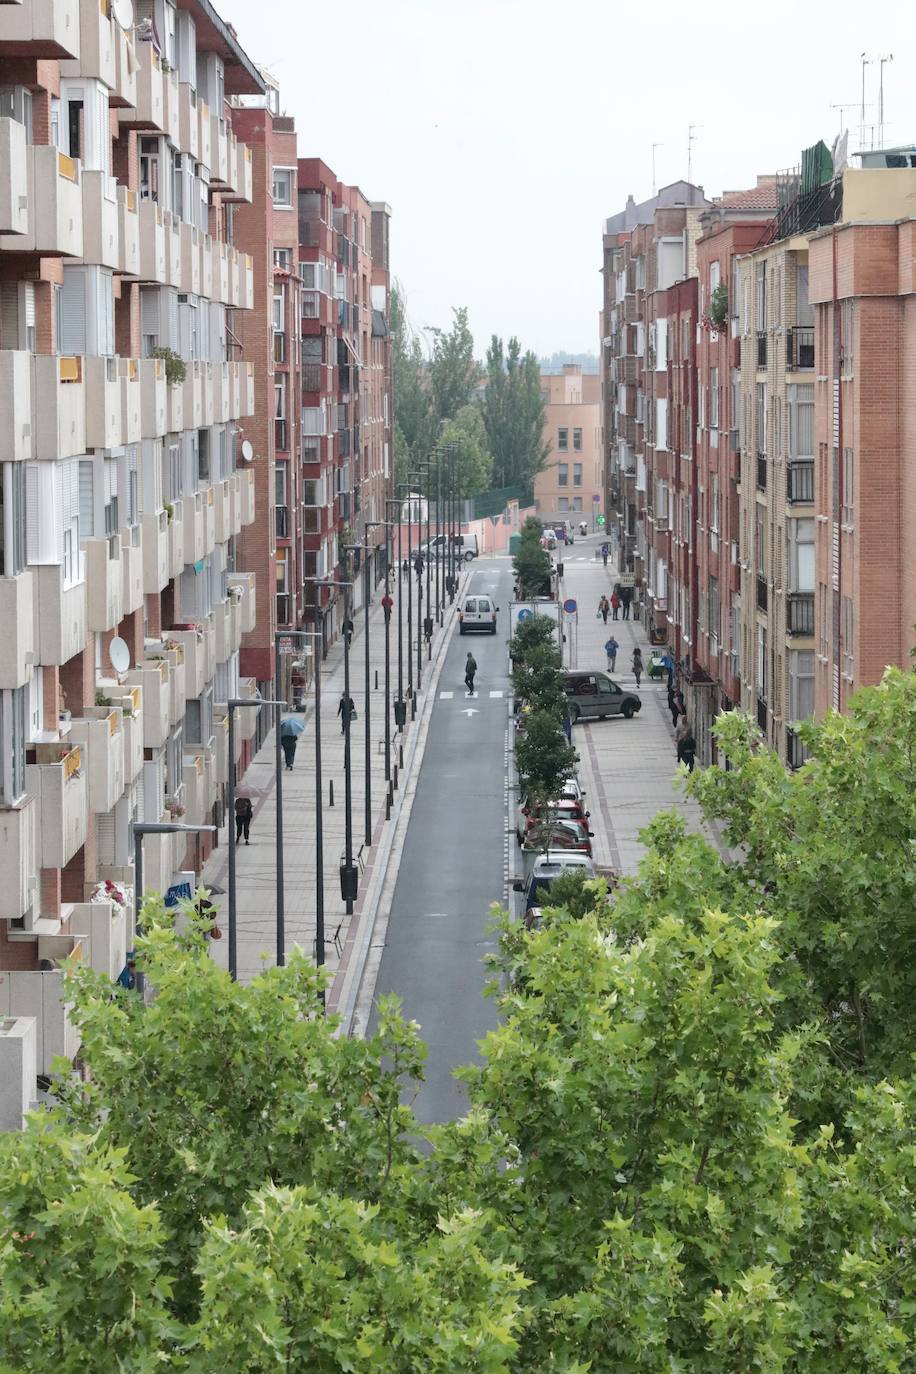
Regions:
[[455, 533, 479, 562], [524, 816, 594, 857], [558, 775, 586, 805], [516, 794, 590, 845], [458, 594, 498, 634], [420, 533, 479, 563], [562, 671, 642, 722], [513, 851, 597, 919]]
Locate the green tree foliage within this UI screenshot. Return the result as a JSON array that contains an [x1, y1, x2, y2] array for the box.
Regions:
[[514, 708, 578, 801], [438, 404, 493, 498], [428, 306, 479, 423], [391, 283, 436, 488], [482, 337, 551, 490], [512, 516, 552, 598]]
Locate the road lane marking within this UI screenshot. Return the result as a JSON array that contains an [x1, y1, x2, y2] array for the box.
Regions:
[[489, 690, 504, 698], [460, 708, 479, 717], [439, 691, 454, 699]]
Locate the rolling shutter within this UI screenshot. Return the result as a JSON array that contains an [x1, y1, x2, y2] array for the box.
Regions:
[[78, 459, 95, 538], [58, 267, 88, 356]]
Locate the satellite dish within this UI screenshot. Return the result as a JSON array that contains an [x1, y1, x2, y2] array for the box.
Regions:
[[109, 636, 131, 675], [241, 439, 254, 462], [110, 0, 134, 30]]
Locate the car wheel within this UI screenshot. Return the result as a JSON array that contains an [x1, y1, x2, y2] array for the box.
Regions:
[[598, 713, 607, 720], [623, 702, 635, 719]]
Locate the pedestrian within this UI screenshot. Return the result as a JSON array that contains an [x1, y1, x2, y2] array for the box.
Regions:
[[195, 891, 221, 941], [605, 635, 619, 672], [290, 666, 306, 711], [401, 558, 409, 579], [414, 553, 425, 580], [660, 649, 675, 689], [632, 646, 643, 688], [601, 541, 609, 568], [621, 589, 632, 620], [337, 693, 356, 735], [423, 614, 433, 645], [676, 719, 696, 772], [381, 589, 393, 623], [281, 734, 298, 770], [598, 594, 610, 624], [464, 651, 477, 695], [342, 616, 354, 647], [667, 684, 682, 728], [610, 591, 620, 620], [235, 795, 253, 845]]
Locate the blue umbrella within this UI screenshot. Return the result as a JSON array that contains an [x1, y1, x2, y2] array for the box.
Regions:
[[280, 717, 305, 738]]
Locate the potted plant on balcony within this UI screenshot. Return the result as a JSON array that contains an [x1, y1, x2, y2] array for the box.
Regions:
[[165, 798, 185, 820], [151, 346, 186, 386], [703, 283, 729, 333], [90, 878, 130, 912]]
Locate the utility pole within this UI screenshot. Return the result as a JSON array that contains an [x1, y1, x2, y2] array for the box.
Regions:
[[687, 125, 701, 200], [651, 142, 663, 197], [877, 53, 893, 148]]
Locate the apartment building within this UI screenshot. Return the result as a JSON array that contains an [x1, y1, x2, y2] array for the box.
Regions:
[[0, 0, 262, 1109], [534, 365, 602, 525], [298, 160, 392, 644]]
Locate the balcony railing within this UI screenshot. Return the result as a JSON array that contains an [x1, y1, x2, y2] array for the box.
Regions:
[[275, 417, 288, 451], [787, 460, 814, 503], [302, 362, 321, 392], [787, 591, 815, 636], [786, 725, 809, 770], [756, 454, 767, 490], [756, 575, 768, 612], [273, 330, 286, 365], [786, 325, 814, 370], [757, 696, 768, 734], [275, 504, 290, 539], [756, 332, 767, 368]]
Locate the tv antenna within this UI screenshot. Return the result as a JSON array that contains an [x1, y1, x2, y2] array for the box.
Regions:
[[687, 125, 701, 202], [877, 53, 893, 148], [651, 142, 664, 197], [830, 101, 865, 133], [860, 53, 875, 150]]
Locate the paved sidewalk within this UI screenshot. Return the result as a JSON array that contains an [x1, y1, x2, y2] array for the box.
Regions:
[[556, 542, 729, 875], [202, 567, 462, 992]]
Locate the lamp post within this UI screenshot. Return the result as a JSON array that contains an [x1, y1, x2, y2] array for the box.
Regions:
[[408, 462, 431, 689], [361, 519, 387, 848], [132, 821, 217, 997], [336, 559, 360, 917], [386, 497, 405, 735], [301, 588, 342, 991], [227, 695, 284, 981]]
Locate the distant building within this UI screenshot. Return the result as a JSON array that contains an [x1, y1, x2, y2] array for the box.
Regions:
[[534, 366, 602, 526]]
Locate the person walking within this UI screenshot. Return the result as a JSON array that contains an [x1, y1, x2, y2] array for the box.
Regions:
[[676, 718, 696, 772], [667, 683, 682, 729], [631, 646, 643, 688], [610, 590, 620, 620], [621, 588, 632, 620], [337, 693, 356, 736], [234, 795, 253, 845], [341, 615, 354, 648], [604, 635, 619, 673], [464, 652, 477, 695], [381, 589, 393, 623], [598, 594, 610, 624], [281, 734, 298, 770], [601, 541, 609, 568], [414, 553, 425, 581], [660, 649, 675, 689]]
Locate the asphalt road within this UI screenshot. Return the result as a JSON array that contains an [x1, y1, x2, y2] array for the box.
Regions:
[[369, 557, 511, 1124]]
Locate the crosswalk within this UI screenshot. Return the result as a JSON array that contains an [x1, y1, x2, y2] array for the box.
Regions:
[[439, 690, 504, 700]]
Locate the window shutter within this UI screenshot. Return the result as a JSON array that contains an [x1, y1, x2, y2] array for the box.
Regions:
[[22, 282, 35, 329], [0, 282, 19, 348], [141, 287, 160, 342], [167, 289, 179, 351], [127, 446, 139, 525], [58, 267, 88, 356], [98, 270, 114, 355], [79, 459, 95, 538], [96, 808, 116, 865], [24, 463, 39, 563]]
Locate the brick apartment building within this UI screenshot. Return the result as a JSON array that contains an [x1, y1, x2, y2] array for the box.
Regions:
[[0, 0, 266, 1115], [534, 365, 602, 526]]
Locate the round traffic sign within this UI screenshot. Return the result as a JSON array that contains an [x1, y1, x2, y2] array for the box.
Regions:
[[517, 608, 533, 621], [563, 598, 577, 614], [596, 515, 606, 526]]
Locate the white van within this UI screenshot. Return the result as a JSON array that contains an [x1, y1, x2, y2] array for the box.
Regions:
[[458, 593, 498, 634]]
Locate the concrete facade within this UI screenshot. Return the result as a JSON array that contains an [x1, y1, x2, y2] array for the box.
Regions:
[[534, 365, 602, 526]]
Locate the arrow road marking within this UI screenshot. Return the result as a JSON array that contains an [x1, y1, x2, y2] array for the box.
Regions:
[[460, 708, 479, 717]]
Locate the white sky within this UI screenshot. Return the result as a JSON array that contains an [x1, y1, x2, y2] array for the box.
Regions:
[[217, 0, 911, 357]]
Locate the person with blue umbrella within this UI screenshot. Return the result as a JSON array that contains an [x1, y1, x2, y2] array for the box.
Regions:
[[280, 715, 304, 770]]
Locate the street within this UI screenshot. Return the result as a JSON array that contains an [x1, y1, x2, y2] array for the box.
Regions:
[[369, 558, 511, 1124]]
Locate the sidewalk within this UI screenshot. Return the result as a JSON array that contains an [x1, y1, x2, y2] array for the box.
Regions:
[[202, 568, 461, 999], [555, 548, 729, 875]]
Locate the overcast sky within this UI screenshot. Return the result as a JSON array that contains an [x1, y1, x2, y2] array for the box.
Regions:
[[218, 0, 910, 358]]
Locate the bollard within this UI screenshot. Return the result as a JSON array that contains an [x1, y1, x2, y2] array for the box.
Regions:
[[399, 744, 404, 770], [374, 669, 378, 690], [385, 792, 391, 820], [329, 779, 334, 807], [393, 764, 399, 792], [411, 692, 417, 720]]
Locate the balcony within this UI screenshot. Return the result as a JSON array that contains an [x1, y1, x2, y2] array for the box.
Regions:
[[213, 598, 232, 663], [199, 230, 214, 299], [164, 647, 186, 726], [275, 417, 288, 452], [786, 326, 815, 370], [213, 359, 230, 423], [120, 526, 143, 615], [139, 355, 166, 437], [216, 239, 230, 302], [234, 139, 253, 202], [80, 897, 128, 982], [0, 0, 80, 58], [69, 710, 125, 815], [756, 696, 769, 735], [182, 359, 203, 430], [0, 144, 82, 257], [120, 356, 141, 442], [302, 361, 322, 393], [182, 490, 205, 563], [178, 82, 199, 159], [0, 572, 34, 691], [273, 330, 287, 365], [117, 184, 139, 275], [756, 332, 767, 369], [163, 208, 181, 287], [225, 243, 238, 305], [212, 478, 229, 544], [275, 503, 290, 539], [120, 688, 143, 784], [756, 575, 768, 612], [141, 508, 169, 593], [182, 752, 208, 828], [756, 454, 767, 491], [62, 0, 115, 88], [179, 221, 200, 295], [33, 564, 86, 665], [80, 169, 119, 269], [197, 98, 211, 171], [168, 627, 203, 698], [0, 351, 32, 462], [786, 725, 809, 770], [227, 471, 241, 535], [84, 534, 122, 632], [200, 359, 214, 427], [242, 361, 255, 415], [228, 571, 256, 633], [111, 19, 136, 107], [202, 481, 215, 554], [167, 367, 184, 430], [240, 467, 255, 524], [787, 591, 815, 637], [121, 38, 163, 131], [125, 660, 170, 749], [84, 355, 121, 449], [141, 816, 184, 900], [213, 710, 229, 779], [238, 252, 254, 310], [162, 68, 180, 145], [2, 968, 81, 1076], [0, 117, 28, 236], [138, 198, 166, 283], [167, 506, 184, 578], [787, 460, 814, 504], [0, 797, 36, 923], [25, 740, 87, 870], [210, 111, 230, 184]]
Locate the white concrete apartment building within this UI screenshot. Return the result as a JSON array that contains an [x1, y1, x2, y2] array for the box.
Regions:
[[0, 0, 263, 1121]]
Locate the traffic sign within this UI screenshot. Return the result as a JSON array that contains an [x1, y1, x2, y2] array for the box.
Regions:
[[278, 636, 296, 655], [517, 608, 533, 621], [596, 515, 606, 526], [592, 493, 601, 502], [563, 598, 578, 614]]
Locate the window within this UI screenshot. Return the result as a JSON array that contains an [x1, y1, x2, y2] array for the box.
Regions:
[[572, 496, 583, 511], [818, 582, 829, 657], [557, 464, 569, 487], [573, 427, 582, 451], [0, 463, 26, 576], [272, 167, 294, 207], [789, 650, 815, 721], [273, 248, 291, 271], [757, 624, 768, 699], [710, 366, 719, 428], [789, 518, 815, 592], [840, 299, 855, 377], [707, 576, 719, 645], [755, 261, 767, 330], [275, 460, 288, 508], [558, 496, 569, 512], [841, 596, 854, 679], [274, 372, 287, 420], [788, 384, 814, 458], [755, 502, 766, 578], [0, 686, 27, 805], [558, 428, 568, 451], [197, 429, 210, 485], [841, 448, 854, 526], [272, 283, 286, 331], [276, 547, 289, 593], [165, 726, 183, 800], [573, 463, 583, 487]]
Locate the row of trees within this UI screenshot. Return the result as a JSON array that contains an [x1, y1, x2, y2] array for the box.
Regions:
[[4, 668, 916, 1368], [391, 289, 550, 500], [510, 576, 577, 829]]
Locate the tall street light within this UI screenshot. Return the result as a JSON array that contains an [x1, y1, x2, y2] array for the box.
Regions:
[[408, 462, 431, 690], [227, 694, 284, 981], [361, 519, 384, 848], [335, 559, 361, 917], [133, 821, 217, 997], [385, 497, 405, 734]]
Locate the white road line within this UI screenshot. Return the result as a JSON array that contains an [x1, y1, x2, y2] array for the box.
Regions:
[[439, 691, 454, 699], [489, 689, 504, 698]]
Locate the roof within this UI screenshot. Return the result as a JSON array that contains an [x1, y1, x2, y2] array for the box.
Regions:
[[178, 0, 265, 96], [604, 181, 710, 234], [716, 184, 779, 211]]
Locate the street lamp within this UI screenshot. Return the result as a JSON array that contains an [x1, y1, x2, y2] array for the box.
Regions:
[[385, 496, 405, 735], [227, 694, 284, 981], [366, 517, 394, 803], [132, 820, 217, 997], [408, 462, 431, 690]]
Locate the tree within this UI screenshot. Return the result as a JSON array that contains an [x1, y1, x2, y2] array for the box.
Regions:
[[514, 708, 577, 800], [428, 307, 479, 423], [482, 337, 551, 491], [391, 283, 436, 488], [439, 404, 493, 499], [512, 517, 552, 597]]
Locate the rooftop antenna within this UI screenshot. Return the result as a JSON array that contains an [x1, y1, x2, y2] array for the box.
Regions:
[[877, 53, 893, 148], [830, 101, 864, 133], [860, 53, 874, 150], [651, 142, 664, 197], [687, 125, 701, 204]]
